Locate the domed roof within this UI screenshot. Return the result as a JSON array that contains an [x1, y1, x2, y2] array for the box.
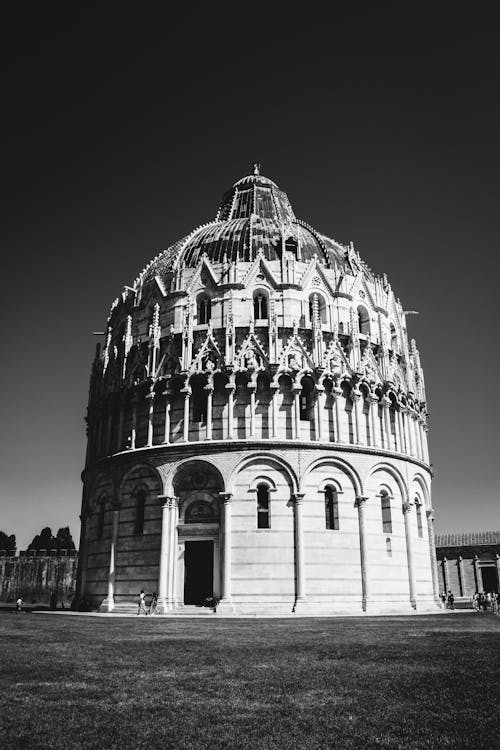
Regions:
[[141, 166, 348, 282]]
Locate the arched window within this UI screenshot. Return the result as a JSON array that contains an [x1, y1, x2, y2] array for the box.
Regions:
[[386, 537, 392, 557], [325, 486, 339, 530], [257, 484, 270, 529], [134, 489, 146, 534], [415, 498, 423, 538], [197, 295, 211, 325], [380, 490, 392, 534], [299, 377, 315, 421], [96, 500, 105, 540], [253, 292, 268, 321], [357, 305, 370, 336], [191, 377, 207, 423]]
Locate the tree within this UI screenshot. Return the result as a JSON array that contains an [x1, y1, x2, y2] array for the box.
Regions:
[[28, 527, 56, 551], [0, 531, 16, 551], [55, 527, 75, 550]]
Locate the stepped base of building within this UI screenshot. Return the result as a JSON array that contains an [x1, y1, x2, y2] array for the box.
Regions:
[[97, 595, 442, 617]]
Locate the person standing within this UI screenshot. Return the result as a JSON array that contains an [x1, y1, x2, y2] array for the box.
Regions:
[[447, 590, 454, 610], [149, 591, 158, 615], [16, 597, 23, 613], [137, 589, 147, 615]]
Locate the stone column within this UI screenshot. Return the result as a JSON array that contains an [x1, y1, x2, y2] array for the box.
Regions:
[[457, 555, 465, 597], [205, 384, 214, 440], [333, 386, 343, 442], [157, 496, 172, 612], [355, 496, 370, 610], [292, 385, 301, 440], [418, 418, 425, 461], [218, 493, 233, 610], [293, 493, 306, 609], [167, 497, 179, 606], [270, 383, 279, 438], [382, 397, 391, 450], [162, 390, 171, 444], [473, 555, 483, 593], [248, 383, 256, 438], [315, 386, 324, 441], [442, 557, 449, 594], [406, 409, 414, 456], [397, 407, 405, 453], [146, 389, 155, 447], [352, 390, 361, 444], [182, 387, 191, 442], [369, 395, 378, 447], [496, 554, 500, 590], [426, 509, 440, 603], [105, 505, 120, 611], [130, 394, 138, 450], [226, 382, 235, 439], [423, 425, 430, 464], [403, 502, 417, 610]]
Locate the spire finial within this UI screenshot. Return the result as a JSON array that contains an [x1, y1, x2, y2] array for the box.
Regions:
[[253, 162, 261, 176]]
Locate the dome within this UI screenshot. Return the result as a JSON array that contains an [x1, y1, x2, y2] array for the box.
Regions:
[[142, 166, 347, 282]]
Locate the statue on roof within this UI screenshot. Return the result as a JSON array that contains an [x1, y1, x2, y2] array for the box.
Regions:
[[253, 163, 261, 176]]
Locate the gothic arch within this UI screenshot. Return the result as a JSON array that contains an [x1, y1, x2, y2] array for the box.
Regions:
[[164, 457, 225, 497], [228, 452, 298, 495], [118, 462, 163, 500], [410, 472, 431, 509], [302, 456, 363, 497], [366, 462, 408, 503]]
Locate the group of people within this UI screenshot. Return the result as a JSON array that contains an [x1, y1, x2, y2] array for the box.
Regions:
[[440, 590, 500, 613], [137, 590, 159, 615], [472, 591, 500, 613], [440, 591, 455, 609]]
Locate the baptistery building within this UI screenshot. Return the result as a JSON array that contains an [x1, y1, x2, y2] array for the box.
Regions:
[[77, 166, 440, 614]]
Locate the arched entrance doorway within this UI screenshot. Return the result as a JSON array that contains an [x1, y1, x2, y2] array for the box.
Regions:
[[173, 462, 223, 606]]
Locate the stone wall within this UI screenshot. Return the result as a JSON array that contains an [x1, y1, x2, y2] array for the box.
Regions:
[[0, 551, 78, 605]]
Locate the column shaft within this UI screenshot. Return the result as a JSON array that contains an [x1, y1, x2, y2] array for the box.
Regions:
[[206, 388, 213, 440], [294, 494, 306, 606], [249, 386, 256, 437], [146, 392, 155, 447], [403, 503, 417, 609], [226, 386, 234, 439], [183, 391, 190, 442], [106, 509, 120, 611], [333, 388, 342, 442], [356, 496, 369, 610], [426, 510, 440, 602], [271, 385, 279, 438], [163, 395, 171, 444], [220, 494, 233, 603], [293, 387, 301, 440], [158, 499, 171, 607]]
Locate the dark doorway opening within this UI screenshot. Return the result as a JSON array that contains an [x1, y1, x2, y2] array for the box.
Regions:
[[480, 566, 498, 593], [184, 541, 214, 605]]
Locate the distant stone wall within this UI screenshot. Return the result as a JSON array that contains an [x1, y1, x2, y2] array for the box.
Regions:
[[0, 550, 78, 605]]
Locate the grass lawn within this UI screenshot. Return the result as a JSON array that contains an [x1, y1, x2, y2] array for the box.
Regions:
[[0, 613, 498, 749]]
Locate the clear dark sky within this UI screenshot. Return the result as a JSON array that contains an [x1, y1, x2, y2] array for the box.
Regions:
[[2, 6, 499, 548]]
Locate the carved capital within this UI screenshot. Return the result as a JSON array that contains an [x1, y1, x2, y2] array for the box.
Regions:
[[426, 509, 435, 522], [158, 494, 179, 509], [354, 495, 369, 507], [402, 501, 413, 515], [293, 493, 305, 505], [219, 492, 233, 505]]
